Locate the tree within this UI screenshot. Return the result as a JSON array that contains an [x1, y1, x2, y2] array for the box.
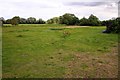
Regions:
[[47, 19, 53, 24], [0, 17, 5, 23], [101, 20, 106, 26], [27, 17, 36, 24], [88, 14, 101, 26], [79, 17, 89, 26], [79, 14, 101, 26], [20, 18, 27, 24], [102, 17, 120, 33], [5, 19, 11, 24], [0, 17, 3, 26], [52, 17, 60, 24], [59, 13, 79, 25], [11, 16, 20, 25], [36, 18, 45, 24], [47, 17, 59, 24]]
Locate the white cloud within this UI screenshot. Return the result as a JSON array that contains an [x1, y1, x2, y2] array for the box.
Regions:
[[0, 0, 118, 20]]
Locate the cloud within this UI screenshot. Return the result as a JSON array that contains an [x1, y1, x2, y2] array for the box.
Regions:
[[13, 2, 50, 9], [65, 2, 108, 7], [0, 0, 118, 20], [118, 1, 120, 17], [64, 2, 118, 8]]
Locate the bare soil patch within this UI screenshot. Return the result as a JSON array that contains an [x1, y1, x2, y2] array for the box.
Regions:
[[65, 47, 118, 78]]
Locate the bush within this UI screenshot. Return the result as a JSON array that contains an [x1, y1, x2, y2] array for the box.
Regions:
[[102, 17, 120, 33]]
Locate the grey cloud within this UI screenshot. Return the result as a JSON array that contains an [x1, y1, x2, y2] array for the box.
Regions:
[[65, 2, 114, 7]]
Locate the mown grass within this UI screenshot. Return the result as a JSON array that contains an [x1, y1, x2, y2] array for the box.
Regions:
[[2, 24, 118, 78], [3, 24, 65, 28]]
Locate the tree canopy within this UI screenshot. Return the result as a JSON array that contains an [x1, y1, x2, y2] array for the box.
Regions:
[[59, 13, 79, 25], [47, 17, 59, 24], [27, 17, 36, 24], [102, 17, 120, 33], [11, 16, 20, 25], [88, 14, 101, 26], [79, 14, 101, 26]]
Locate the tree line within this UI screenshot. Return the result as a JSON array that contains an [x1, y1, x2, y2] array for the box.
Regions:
[[0, 13, 101, 26], [1, 16, 45, 25], [0, 13, 119, 33], [47, 13, 101, 26]]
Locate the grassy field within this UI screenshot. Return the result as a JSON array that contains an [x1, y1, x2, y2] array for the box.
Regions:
[[2, 24, 118, 78]]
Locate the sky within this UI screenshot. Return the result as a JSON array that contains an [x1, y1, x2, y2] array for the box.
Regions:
[[0, 0, 119, 21]]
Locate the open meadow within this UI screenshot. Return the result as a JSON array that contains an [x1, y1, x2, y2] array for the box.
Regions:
[[2, 24, 118, 78]]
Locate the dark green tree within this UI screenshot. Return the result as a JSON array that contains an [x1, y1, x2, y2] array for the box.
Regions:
[[11, 16, 20, 25], [88, 14, 101, 26], [5, 19, 11, 24], [102, 17, 120, 33], [59, 13, 79, 25], [20, 18, 27, 24], [47, 18, 54, 24], [27, 17, 36, 24], [47, 17, 59, 24], [79, 17, 89, 26], [37, 18, 45, 24]]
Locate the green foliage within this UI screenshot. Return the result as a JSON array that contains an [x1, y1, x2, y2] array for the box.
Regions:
[[59, 13, 79, 25], [19, 18, 45, 24], [47, 17, 60, 24], [5, 19, 11, 24], [20, 18, 27, 24], [102, 17, 120, 33], [88, 14, 101, 26], [11, 16, 20, 25], [27, 17, 36, 24], [0, 17, 5, 24], [79, 14, 101, 26], [47, 19, 54, 24], [37, 18, 45, 24], [79, 17, 89, 26]]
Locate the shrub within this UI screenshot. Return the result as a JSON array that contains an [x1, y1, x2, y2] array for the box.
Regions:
[[103, 17, 120, 33]]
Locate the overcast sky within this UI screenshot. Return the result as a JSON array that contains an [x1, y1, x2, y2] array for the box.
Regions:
[[0, 0, 119, 21]]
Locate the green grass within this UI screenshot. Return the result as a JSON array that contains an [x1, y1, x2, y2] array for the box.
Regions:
[[3, 24, 66, 28], [2, 24, 118, 78]]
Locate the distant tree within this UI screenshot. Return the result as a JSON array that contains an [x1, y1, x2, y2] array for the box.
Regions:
[[0, 17, 4, 26], [11, 16, 20, 25], [5, 19, 11, 24], [20, 18, 27, 24], [0, 17, 5, 24], [52, 17, 60, 24], [27, 17, 36, 24], [47, 18, 53, 24], [59, 13, 79, 25], [47, 17, 59, 24], [102, 17, 120, 33], [88, 14, 101, 26], [79, 17, 89, 26], [79, 14, 101, 26], [36, 18, 45, 24], [101, 20, 106, 26]]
